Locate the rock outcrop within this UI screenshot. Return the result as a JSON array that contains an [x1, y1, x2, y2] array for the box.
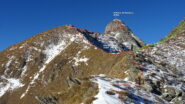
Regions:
[[105, 19, 145, 49]]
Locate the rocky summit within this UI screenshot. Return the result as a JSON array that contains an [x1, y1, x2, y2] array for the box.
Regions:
[[0, 19, 185, 104]]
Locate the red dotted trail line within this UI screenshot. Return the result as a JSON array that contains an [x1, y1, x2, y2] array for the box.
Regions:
[[69, 26, 145, 87], [115, 83, 144, 88]]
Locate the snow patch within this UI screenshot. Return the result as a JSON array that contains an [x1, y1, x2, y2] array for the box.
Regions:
[[9, 46, 17, 51], [124, 77, 129, 81], [4, 56, 15, 75], [92, 77, 122, 104], [43, 41, 67, 64], [21, 65, 28, 77], [91, 75, 167, 104], [19, 43, 27, 49], [74, 57, 89, 66], [0, 76, 24, 97]]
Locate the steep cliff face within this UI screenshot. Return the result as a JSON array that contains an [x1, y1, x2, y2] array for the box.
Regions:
[[0, 19, 185, 104]]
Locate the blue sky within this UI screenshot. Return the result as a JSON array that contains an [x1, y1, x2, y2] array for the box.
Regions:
[[0, 0, 184, 51]]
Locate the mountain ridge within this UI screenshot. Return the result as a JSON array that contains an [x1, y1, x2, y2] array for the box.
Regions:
[[0, 19, 185, 104]]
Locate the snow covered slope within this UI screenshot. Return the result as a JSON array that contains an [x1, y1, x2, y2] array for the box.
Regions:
[[91, 75, 168, 104]]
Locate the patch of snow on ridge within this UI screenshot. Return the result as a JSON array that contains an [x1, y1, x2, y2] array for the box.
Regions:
[[92, 76, 122, 104], [21, 65, 28, 77], [74, 57, 89, 66], [0, 76, 24, 97], [9, 46, 17, 51], [4, 56, 15, 75], [91, 75, 167, 104], [114, 32, 121, 39], [19, 43, 27, 49], [73, 48, 89, 66], [43, 41, 67, 64], [97, 35, 123, 52]]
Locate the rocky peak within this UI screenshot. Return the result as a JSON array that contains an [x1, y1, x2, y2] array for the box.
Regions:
[[104, 19, 146, 50], [105, 19, 128, 33]]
